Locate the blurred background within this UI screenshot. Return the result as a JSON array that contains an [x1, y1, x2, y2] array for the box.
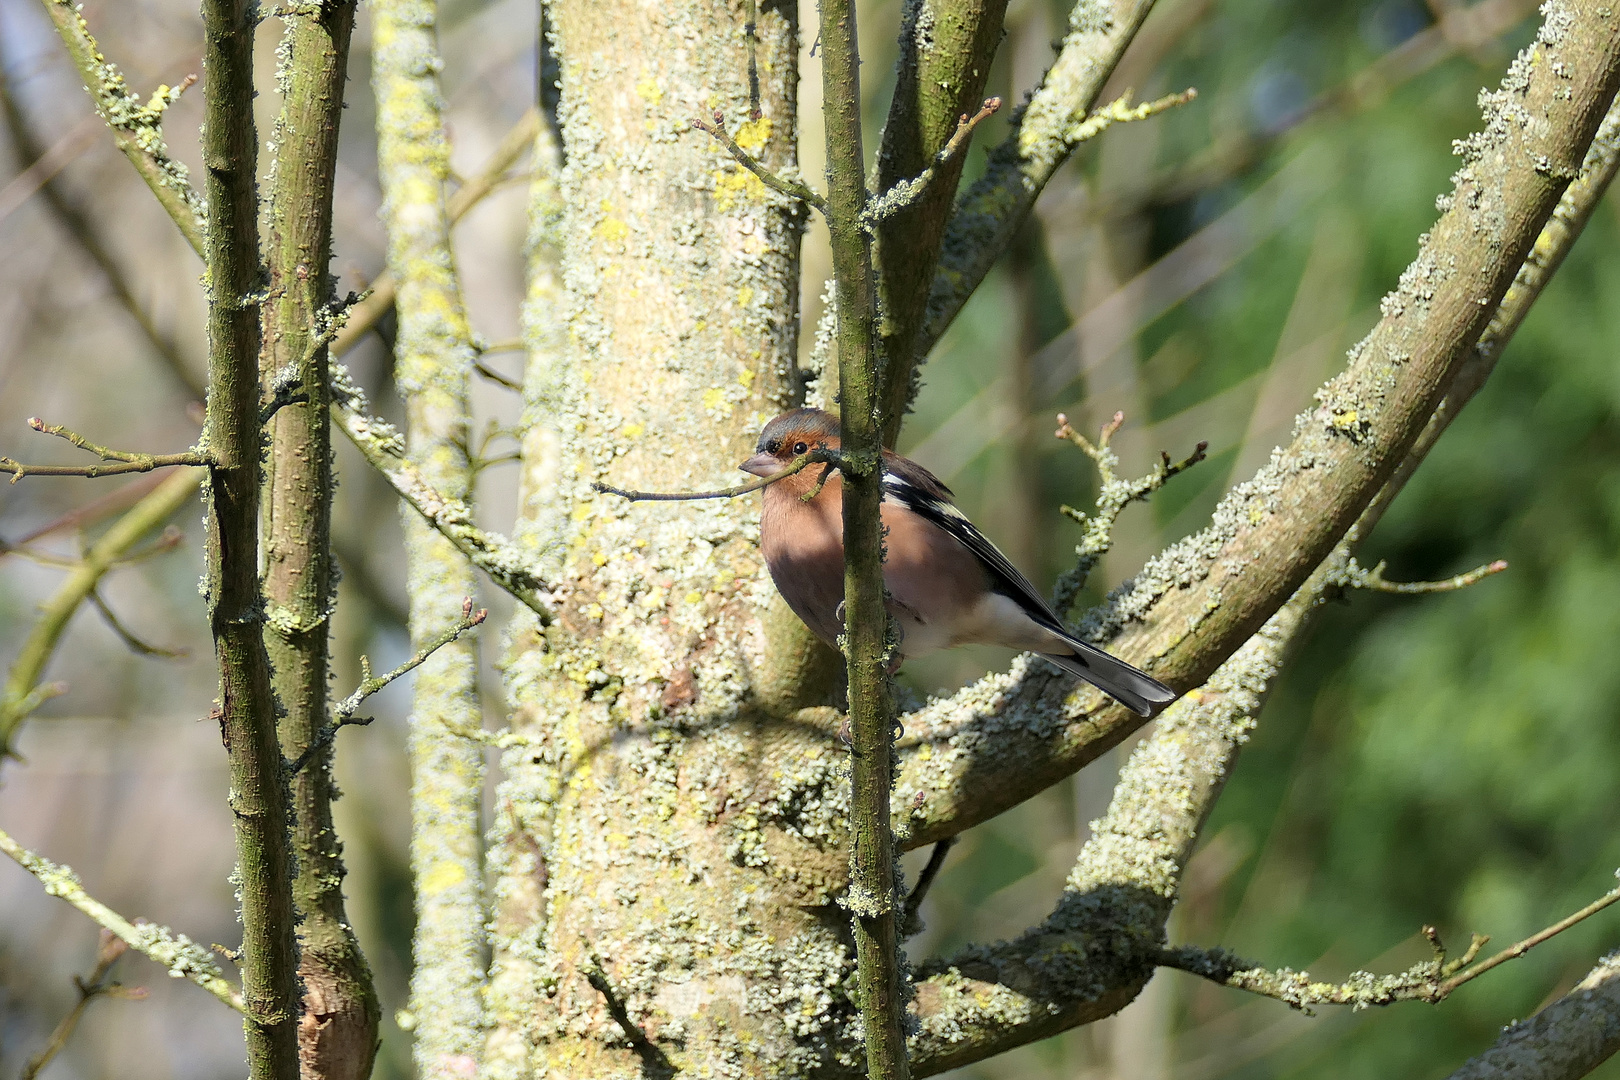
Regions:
[[1, 1, 1616, 1078]]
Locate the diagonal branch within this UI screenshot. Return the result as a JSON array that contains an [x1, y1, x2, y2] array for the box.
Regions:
[[890, 6, 1620, 852], [0, 468, 201, 755], [32, 0, 204, 252], [1161, 879, 1620, 1010], [693, 110, 828, 213], [0, 825, 244, 1012], [1443, 949, 1620, 1080], [893, 0, 1162, 440]]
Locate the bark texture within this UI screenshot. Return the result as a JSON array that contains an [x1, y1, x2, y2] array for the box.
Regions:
[[480, 2, 888, 1076]]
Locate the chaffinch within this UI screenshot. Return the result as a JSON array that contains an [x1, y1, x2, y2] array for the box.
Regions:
[[741, 408, 1177, 718]]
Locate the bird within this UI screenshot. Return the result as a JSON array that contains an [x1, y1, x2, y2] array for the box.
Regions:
[[740, 408, 1177, 717]]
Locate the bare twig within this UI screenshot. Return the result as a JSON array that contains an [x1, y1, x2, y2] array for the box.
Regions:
[[591, 448, 836, 502], [330, 373, 554, 621], [861, 98, 1002, 230], [20, 930, 145, 1080], [585, 957, 674, 1072], [472, 359, 523, 390], [0, 825, 244, 1011], [1159, 877, 1620, 1011], [0, 468, 201, 754], [89, 590, 188, 659], [744, 0, 761, 120], [1, 418, 212, 482], [900, 837, 956, 936], [1049, 411, 1207, 615], [1336, 557, 1509, 595], [692, 110, 829, 213], [289, 599, 487, 776], [29, 2, 205, 252]]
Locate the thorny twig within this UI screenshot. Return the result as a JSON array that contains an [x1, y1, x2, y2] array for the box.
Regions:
[[20, 930, 146, 1080], [1333, 556, 1509, 595], [592, 447, 839, 503], [862, 98, 1002, 230], [1160, 875, 1620, 1012], [692, 110, 829, 214], [288, 599, 487, 776], [1, 418, 213, 482], [1049, 411, 1207, 615]]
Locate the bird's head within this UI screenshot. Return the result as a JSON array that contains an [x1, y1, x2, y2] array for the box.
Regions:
[[739, 408, 841, 478]]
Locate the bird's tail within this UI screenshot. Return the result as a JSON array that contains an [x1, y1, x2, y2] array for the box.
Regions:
[[1040, 635, 1177, 718]]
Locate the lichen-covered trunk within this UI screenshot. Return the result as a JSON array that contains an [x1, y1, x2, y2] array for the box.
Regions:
[[482, 2, 875, 1076]]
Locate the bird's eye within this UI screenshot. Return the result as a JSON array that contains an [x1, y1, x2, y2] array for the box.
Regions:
[[792, 441, 808, 455]]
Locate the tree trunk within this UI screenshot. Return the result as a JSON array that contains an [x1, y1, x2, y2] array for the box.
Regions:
[[484, 2, 871, 1076]]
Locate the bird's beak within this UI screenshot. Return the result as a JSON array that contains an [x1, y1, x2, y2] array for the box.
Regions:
[[739, 452, 778, 477]]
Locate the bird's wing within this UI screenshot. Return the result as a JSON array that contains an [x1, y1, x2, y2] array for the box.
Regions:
[[880, 454, 1062, 630]]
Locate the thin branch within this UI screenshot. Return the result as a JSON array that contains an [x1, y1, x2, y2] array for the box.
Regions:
[[89, 590, 188, 659], [1336, 557, 1509, 595], [692, 110, 829, 213], [1, 418, 212, 482], [30, 1, 205, 251], [744, 0, 761, 120], [900, 838, 955, 937], [289, 600, 487, 776], [1444, 949, 1620, 1080], [199, 0, 299, 1072], [861, 97, 1001, 231], [1048, 410, 1207, 616], [820, 1, 909, 1077], [591, 448, 836, 502], [329, 378, 554, 621], [0, 825, 244, 1012], [585, 957, 675, 1073], [473, 359, 523, 390], [329, 107, 540, 358], [1159, 878, 1620, 1010], [0, 468, 201, 755], [20, 930, 144, 1080]]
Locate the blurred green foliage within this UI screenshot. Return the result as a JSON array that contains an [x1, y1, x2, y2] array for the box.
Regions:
[[892, 0, 1620, 1076]]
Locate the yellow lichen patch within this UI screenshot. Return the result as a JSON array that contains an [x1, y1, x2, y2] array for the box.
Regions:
[[585, 602, 604, 621], [684, 590, 703, 605], [634, 77, 663, 106], [596, 217, 630, 243], [420, 861, 468, 896], [714, 167, 766, 211], [738, 368, 755, 388], [592, 550, 608, 567], [737, 285, 754, 308], [733, 116, 773, 152], [702, 387, 729, 414], [622, 421, 645, 439]]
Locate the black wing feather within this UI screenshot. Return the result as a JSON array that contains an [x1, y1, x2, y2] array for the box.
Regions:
[[880, 453, 1063, 630], [881, 451, 1177, 717]]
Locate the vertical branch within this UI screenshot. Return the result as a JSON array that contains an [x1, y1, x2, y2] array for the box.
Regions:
[[483, 89, 565, 1080], [259, 5, 379, 1079], [197, 0, 300, 1077], [821, 2, 907, 1078], [873, 0, 1008, 443], [371, 2, 488, 1077]]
